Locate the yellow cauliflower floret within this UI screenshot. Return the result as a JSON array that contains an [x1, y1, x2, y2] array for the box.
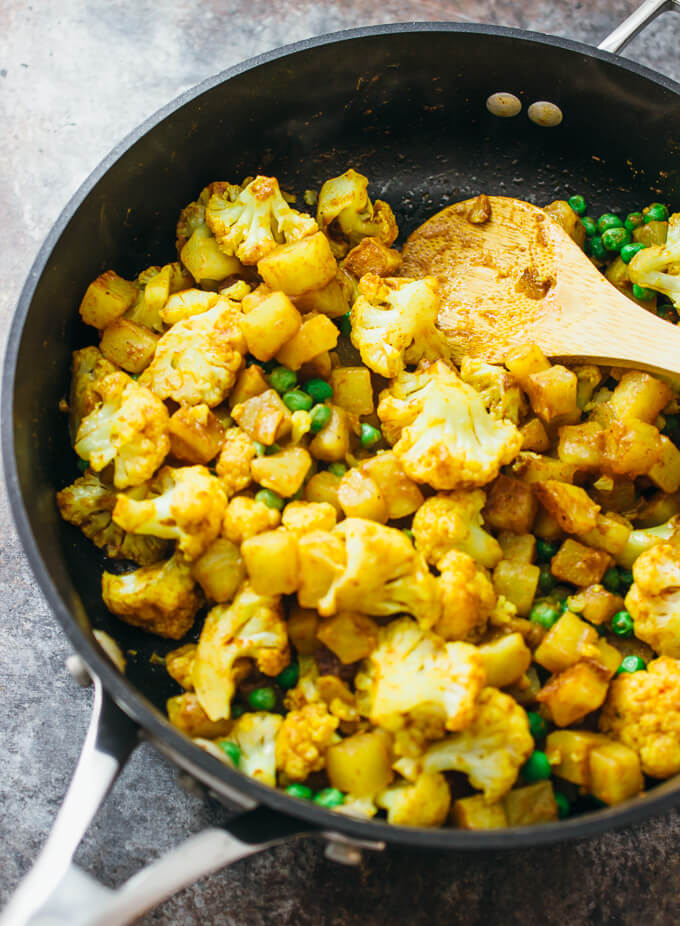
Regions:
[[377, 360, 522, 491], [629, 211, 680, 309], [459, 357, 525, 426], [67, 346, 118, 441], [139, 297, 246, 407], [412, 490, 502, 569], [436, 549, 497, 641], [281, 500, 337, 537], [600, 656, 680, 778], [113, 465, 226, 560], [350, 274, 450, 378], [316, 169, 398, 257], [355, 616, 485, 735], [192, 582, 289, 721], [423, 688, 533, 801], [625, 542, 680, 657], [376, 772, 451, 827], [222, 495, 281, 544], [205, 175, 318, 265], [74, 371, 170, 489], [230, 711, 284, 786], [101, 552, 202, 640], [57, 471, 169, 565], [275, 703, 339, 781], [317, 518, 440, 629], [215, 427, 256, 497]]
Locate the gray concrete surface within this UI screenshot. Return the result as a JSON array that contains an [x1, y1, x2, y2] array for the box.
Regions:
[[2, 1, 680, 923]]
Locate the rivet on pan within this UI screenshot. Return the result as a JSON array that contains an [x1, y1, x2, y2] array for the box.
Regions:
[[486, 92, 522, 118], [65, 653, 92, 687], [528, 101, 563, 127]]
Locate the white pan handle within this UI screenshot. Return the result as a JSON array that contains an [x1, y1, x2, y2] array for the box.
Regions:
[[598, 0, 680, 54]]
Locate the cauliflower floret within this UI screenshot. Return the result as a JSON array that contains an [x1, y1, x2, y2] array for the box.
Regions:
[[139, 297, 246, 407], [67, 346, 118, 441], [625, 542, 680, 657], [101, 552, 202, 639], [459, 357, 525, 426], [215, 427, 256, 497], [222, 495, 281, 544], [629, 212, 680, 309], [281, 500, 337, 537], [275, 703, 339, 781], [192, 582, 289, 721], [74, 371, 170, 489], [376, 772, 451, 827], [230, 711, 284, 786], [355, 617, 485, 735], [422, 688, 533, 801], [317, 519, 441, 629], [57, 471, 169, 565], [377, 361, 522, 490], [205, 176, 318, 265], [176, 181, 241, 251], [113, 465, 226, 560], [316, 169, 398, 258], [599, 656, 680, 778], [350, 274, 450, 378], [412, 490, 502, 569], [436, 549, 497, 641]]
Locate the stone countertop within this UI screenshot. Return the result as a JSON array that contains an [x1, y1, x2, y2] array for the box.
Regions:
[[2, 1, 680, 923]]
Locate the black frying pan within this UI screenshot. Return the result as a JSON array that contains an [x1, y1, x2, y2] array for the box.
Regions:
[[4, 10, 680, 924]]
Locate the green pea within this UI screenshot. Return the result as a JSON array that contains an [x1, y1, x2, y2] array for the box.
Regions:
[[313, 787, 345, 809], [624, 211, 644, 232], [77, 457, 89, 473], [616, 654, 646, 675], [632, 283, 656, 301], [568, 195, 587, 216], [310, 404, 332, 433], [276, 662, 300, 690], [538, 564, 556, 595], [269, 366, 297, 394], [402, 528, 414, 543], [265, 443, 282, 456], [336, 313, 351, 337], [663, 413, 680, 443], [644, 202, 669, 223], [530, 600, 561, 629], [304, 378, 333, 403], [536, 539, 559, 563], [255, 488, 285, 510], [555, 792, 571, 819], [596, 213, 624, 234], [601, 227, 631, 252], [581, 216, 597, 237], [285, 783, 314, 800], [231, 703, 246, 719], [527, 711, 548, 740], [248, 686, 277, 711], [522, 750, 552, 782], [282, 389, 314, 412], [619, 568, 634, 589], [218, 740, 241, 765], [327, 462, 348, 478], [610, 610, 634, 638], [252, 441, 266, 457], [602, 567, 621, 594], [360, 423, 382, 448], [620, 242, 646, 264], [588, 236, 607, 261]]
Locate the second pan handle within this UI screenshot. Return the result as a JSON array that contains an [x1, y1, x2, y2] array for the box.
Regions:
[[598, 0, 680, 54]]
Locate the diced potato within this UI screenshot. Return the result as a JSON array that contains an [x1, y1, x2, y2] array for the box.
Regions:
[[165, 644, 196, 690], [590, 638, 622, 677], [228, 365, 269, 409], [533, 506, 564, 543], [343, 236, 402, 278], [635, 490, 680, 528], [143, 265, 171, 313], [649, 435, 680, 493], [478, 633, 531, 688], [338, 468, 388, 522], [610, 371, 672, 424], [304, 470, 343, 512], [492, 560, 540, 617], [326, 732, 394, 797], [258, 231, 337, 297], [505, 344, 551, 382], [191, 538, 245, 602], [79, 270, 139, 329], [330, 366, 375, 416], [168, 404, 225, 464], [287, 605, 319, 655], [276, 314, 340, 370], [520, 417, 551, 452], [241, 284, 273, 314], [566, 584, 624, 625], [588, 742, 643, 805], [99, 318, 159, 373], [317, 612, 379, 663], [232, 389, 292, 445], [603, 419, 663, 477], [180, 225, 241, 283], [534, 611, 599, 674], [297, 530, 345, 609], [299, 351, 333, 381], [534, 480, 600, 535], [545, 729, 611, 785], [167, 692, 232, 738], [308, 405, 350, 461], [452, 794, 508, 830], [557, 422, 605, 470], [590, 475, 636, 513], [295, 278, 349, 318], [512, 452, 577, 485], [503, 781, 558, 826], [543, 200, 586, 247], [633, 219, 667, 246], [360, 452, 423, 520], [281, 500, 337, 537], [240, 291, 302, 362], [251, 447, 312, 498], [525, 365, 579, 425], [161, 288, 217, 324], [579, 512, 632, 555], [497, 532, 536, 564], [550, 538, 613, 586], [537, 662, 610, 727], [241, 528, 299, 595], [484, 475, 538, 534], [605, 256, 630, 290]]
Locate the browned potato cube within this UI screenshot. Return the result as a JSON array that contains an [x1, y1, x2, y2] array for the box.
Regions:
[[295, 278, 349, 319], [180, 225, 241, 283], [503, 781, 558, 826], [558, 421, 606, 470], [566, 585, 624, 625], [240, 291, 302, 361], [316, 612, 379, 663], [165, 643, 197, 690], [299, 350, 333, 381], [545, 729, 610, 785], [478, 633, 531, 688], [241, 528, 299, 595], [634, 219, 667, 246], [297, 530, 346, 608], [338, 468, 388, 522], [534, 480, 600, 534], [79, 270, 138, 328], [537, 662, 610, 727], [649, 435, 680, 493], [452, 794, 508, 830], [579, 512, 631, 555], [550, 538, 613, 586], [543, 200, 586, 247], [512, 452, 577, 485], [330, 366, 375, 416], [588, 741, 643, 805], [168, 404, 225, 464], [99, 318, 159, 373], [287, 605, 319, 655], [484, 475, 538, 534], [497, 532, 536, 564], [191, 538, 245, 602], [228, 365, 269, 409], [492, 560, 540, 616], [326, 732, 393, 797], [534, 611, 599, 674], [276, 314, 340, 370], [505, 344, 551, 382], [342, 237, 402, 278], [533, 506, 565, 543], [258, 231, 337, 297], [167, 692, 232, 738], [232, 389, 292, 445], [609, 371, 672, 424], [304, 470, 343, 512], [308, 405, 350, 461], [603, 419, 663, 477], [520, 417, 551, 452], [525, 365, 579, 425], [241, 284, 273, 314], [251, 447, 312, 497], [360, 452, 423, 520]]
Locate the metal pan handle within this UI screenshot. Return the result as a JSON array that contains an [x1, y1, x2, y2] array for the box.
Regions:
[[598, 0, 680, 54]]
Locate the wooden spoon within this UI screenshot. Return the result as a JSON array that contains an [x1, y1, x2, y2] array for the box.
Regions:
[[401, 195, 680, 376]]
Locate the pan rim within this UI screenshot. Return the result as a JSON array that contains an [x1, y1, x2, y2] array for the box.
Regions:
[[4, 20, 680, 850]]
